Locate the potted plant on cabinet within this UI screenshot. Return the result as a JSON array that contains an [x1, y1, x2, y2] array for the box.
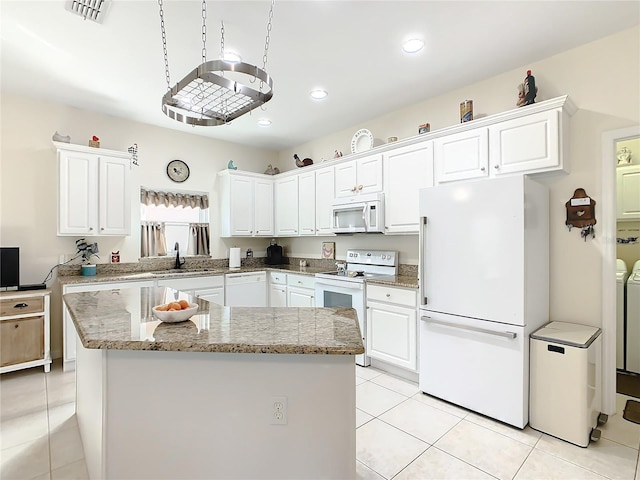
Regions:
[[76, 238, 100, 276]]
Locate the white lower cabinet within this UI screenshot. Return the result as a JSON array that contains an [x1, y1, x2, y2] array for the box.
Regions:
[[157, 276, 225, 306], [286, 274, 315, 307], [62, 279, 155, 371], [269, 271, 288, 307], [366, 284, 417, 372]]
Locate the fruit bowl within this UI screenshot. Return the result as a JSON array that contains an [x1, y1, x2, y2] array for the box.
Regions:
[[152, 303, 198, 323]]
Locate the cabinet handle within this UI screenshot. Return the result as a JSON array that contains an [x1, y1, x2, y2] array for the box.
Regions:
[[494, 165, 499, 170], [101, 227, 105, 231], [358, 185, 363, 190], [386, 293, 391, 298], [89, 227, 94, 231], [480, 167, 485, 172], [14, 303, 28, 309]]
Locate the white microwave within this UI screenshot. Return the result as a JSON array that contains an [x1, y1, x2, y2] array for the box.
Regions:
[[331, 193, 385, 234]]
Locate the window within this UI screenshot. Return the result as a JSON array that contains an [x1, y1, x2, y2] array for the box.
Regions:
[[140, 188, 210, 257]]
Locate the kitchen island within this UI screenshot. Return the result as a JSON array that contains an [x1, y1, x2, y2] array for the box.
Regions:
[[63, 286, 364, 480]]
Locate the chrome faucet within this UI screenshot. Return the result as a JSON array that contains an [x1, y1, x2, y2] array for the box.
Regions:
[[174, 242, 185, 269]]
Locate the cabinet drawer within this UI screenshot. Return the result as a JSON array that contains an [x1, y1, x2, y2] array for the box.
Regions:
[[0, 296, 44, 317], [269, 271, 287, 285], [287, 274, 315, 289], [367, 285, 416, 307], [1, 316, 44, 367], [157, 275, 224, 290]]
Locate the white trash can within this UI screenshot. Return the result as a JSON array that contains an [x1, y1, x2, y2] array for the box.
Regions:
[[530, 321, 607, 447]]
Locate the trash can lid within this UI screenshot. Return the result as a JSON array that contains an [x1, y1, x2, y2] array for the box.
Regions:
[[530, 321, 601, 348]]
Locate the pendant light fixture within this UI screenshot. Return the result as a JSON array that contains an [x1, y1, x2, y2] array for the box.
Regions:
[[157, 0, 275, 126]]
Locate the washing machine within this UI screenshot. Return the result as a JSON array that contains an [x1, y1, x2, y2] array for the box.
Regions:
[[617, 259, 629, 370], [626, 260, 640, 374]]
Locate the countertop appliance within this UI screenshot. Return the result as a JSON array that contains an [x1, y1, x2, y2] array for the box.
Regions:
[[266, 240, 283, 265], [225, 272, 267, 307], [331, 193, 385, 234], [315, 249, 398, 366], [418, 176, 549, 428]]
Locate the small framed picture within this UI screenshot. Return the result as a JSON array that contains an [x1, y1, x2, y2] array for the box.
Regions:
[[321, 242, 335, 259]]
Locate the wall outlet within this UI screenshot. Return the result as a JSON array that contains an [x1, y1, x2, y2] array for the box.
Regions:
[[270, 396, 287, 425]]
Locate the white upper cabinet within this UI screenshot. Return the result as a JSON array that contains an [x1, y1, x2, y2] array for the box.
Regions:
[[383, 141, 434, 234], [434, 128, 489, 184], [334, 153, 383, 197], [298, 171, 316, 235], [315, 166, 335, 235], [218, 170, 274, 237], [489, 109, 561, 175], [56, 142, 131, 236], [275, 175, 299, 236], [617, 164, 640, 221]]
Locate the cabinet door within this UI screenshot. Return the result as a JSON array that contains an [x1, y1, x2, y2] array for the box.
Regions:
[[195, 287, 224, 306], [287, 287, 315, 307], [489, 109, 560, 175], [434, 128, 489, 183], [270, 285, 287, 307], [298, 171, 316, 235], [315, 167, 335, 235], [99, 156, 131, 235], [254, 178, 274, 236], [230, 175, 255, 236], [356, 154, 383, 195], [384, 142, 434, 234], [58, 150, 98, 235], [1, 316, 44, 367], [367, 301, 417, 371], [334, 161, 358, 198], [617, 165, 640, 221], [275, 176, 299, 236]]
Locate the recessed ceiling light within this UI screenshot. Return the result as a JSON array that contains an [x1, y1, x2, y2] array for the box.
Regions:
[[310, 89, 328, 100], [223, 52, 242, 63], [402, 38, 424, 54], [257, 118, 272, 127]]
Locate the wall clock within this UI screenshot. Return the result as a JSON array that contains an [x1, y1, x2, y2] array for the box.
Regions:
[[166, 159, 190, 182]]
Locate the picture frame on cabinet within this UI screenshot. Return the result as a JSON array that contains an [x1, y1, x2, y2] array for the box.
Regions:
[[322, 242, 335, 259]]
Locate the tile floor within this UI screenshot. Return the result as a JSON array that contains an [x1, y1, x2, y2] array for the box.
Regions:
[[1, 361, 639, 480]]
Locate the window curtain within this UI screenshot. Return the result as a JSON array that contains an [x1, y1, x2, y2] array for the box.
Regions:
[[188, 223, 210, 256], [140, 188, 209, 209], [141, 222, 168, 257]]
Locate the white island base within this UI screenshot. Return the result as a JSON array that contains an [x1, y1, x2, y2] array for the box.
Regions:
[[76, 340, 356, 480]]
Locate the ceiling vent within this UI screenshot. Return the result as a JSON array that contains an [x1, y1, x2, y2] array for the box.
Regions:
[[66, 0, 110, 23]]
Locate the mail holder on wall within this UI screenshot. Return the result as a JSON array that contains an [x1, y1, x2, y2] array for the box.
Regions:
[[565, 188, 596, 241]]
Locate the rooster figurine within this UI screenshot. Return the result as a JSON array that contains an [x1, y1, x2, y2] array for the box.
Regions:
[[294, 154, 313, 168]]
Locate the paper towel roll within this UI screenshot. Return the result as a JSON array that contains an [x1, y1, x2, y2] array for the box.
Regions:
[[229, 248, 241, 269]]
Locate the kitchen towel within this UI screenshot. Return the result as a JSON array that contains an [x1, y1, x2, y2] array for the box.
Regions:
[[229, 248, 241, 269]]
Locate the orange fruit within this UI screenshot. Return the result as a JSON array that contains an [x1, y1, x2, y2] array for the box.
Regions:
[[178, 300, 190, 310], [156, 304, 169, 311], [168, 302, 181, 311]]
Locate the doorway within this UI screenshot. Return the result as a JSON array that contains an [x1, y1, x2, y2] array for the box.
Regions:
[[602, 126, 640, 412]]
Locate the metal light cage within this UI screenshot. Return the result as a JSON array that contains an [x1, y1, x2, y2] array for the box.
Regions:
[[161, 60, 274, 126]]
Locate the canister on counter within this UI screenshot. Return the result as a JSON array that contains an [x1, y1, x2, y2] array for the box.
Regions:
[[460, 100, 473, 123], [418, 123, 430, 134]]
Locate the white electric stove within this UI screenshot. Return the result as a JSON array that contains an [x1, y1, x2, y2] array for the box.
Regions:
[[315, 249, 398, 366]]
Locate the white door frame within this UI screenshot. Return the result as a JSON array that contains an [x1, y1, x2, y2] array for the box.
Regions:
[[601, 125, 640, 414]]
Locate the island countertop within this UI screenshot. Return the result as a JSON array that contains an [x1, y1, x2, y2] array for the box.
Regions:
[[63, 286, 365, 355]]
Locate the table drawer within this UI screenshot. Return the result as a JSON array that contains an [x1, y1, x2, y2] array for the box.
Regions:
[[0, 296, 44, 317], [367, 285, 417, 307]]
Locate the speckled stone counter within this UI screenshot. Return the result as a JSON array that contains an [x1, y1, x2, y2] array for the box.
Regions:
[[71, 285, 360, 479], [63, 286, 364, 355]]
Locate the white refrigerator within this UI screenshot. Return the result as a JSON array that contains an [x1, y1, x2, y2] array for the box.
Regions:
[[418, 176, 549, 428]]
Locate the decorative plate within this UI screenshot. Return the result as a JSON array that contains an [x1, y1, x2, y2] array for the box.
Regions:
[[350, 129, 374, 154]]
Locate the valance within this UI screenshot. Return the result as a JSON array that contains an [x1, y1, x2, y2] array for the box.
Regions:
[[140, 188, 209, 209]]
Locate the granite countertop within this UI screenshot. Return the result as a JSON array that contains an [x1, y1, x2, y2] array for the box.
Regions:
[[63, 286, 365, 355], [57, 265, 419, 289]]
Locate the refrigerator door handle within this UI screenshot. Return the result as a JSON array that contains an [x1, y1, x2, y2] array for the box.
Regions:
[[420, 316, 517, 340], [419, 216, 427, 305]]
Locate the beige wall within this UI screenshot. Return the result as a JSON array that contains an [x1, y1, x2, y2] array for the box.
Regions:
[[279, 26, 640, 329]]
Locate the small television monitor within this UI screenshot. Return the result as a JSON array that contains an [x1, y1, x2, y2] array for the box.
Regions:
[[1, 247, 20, 289]]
